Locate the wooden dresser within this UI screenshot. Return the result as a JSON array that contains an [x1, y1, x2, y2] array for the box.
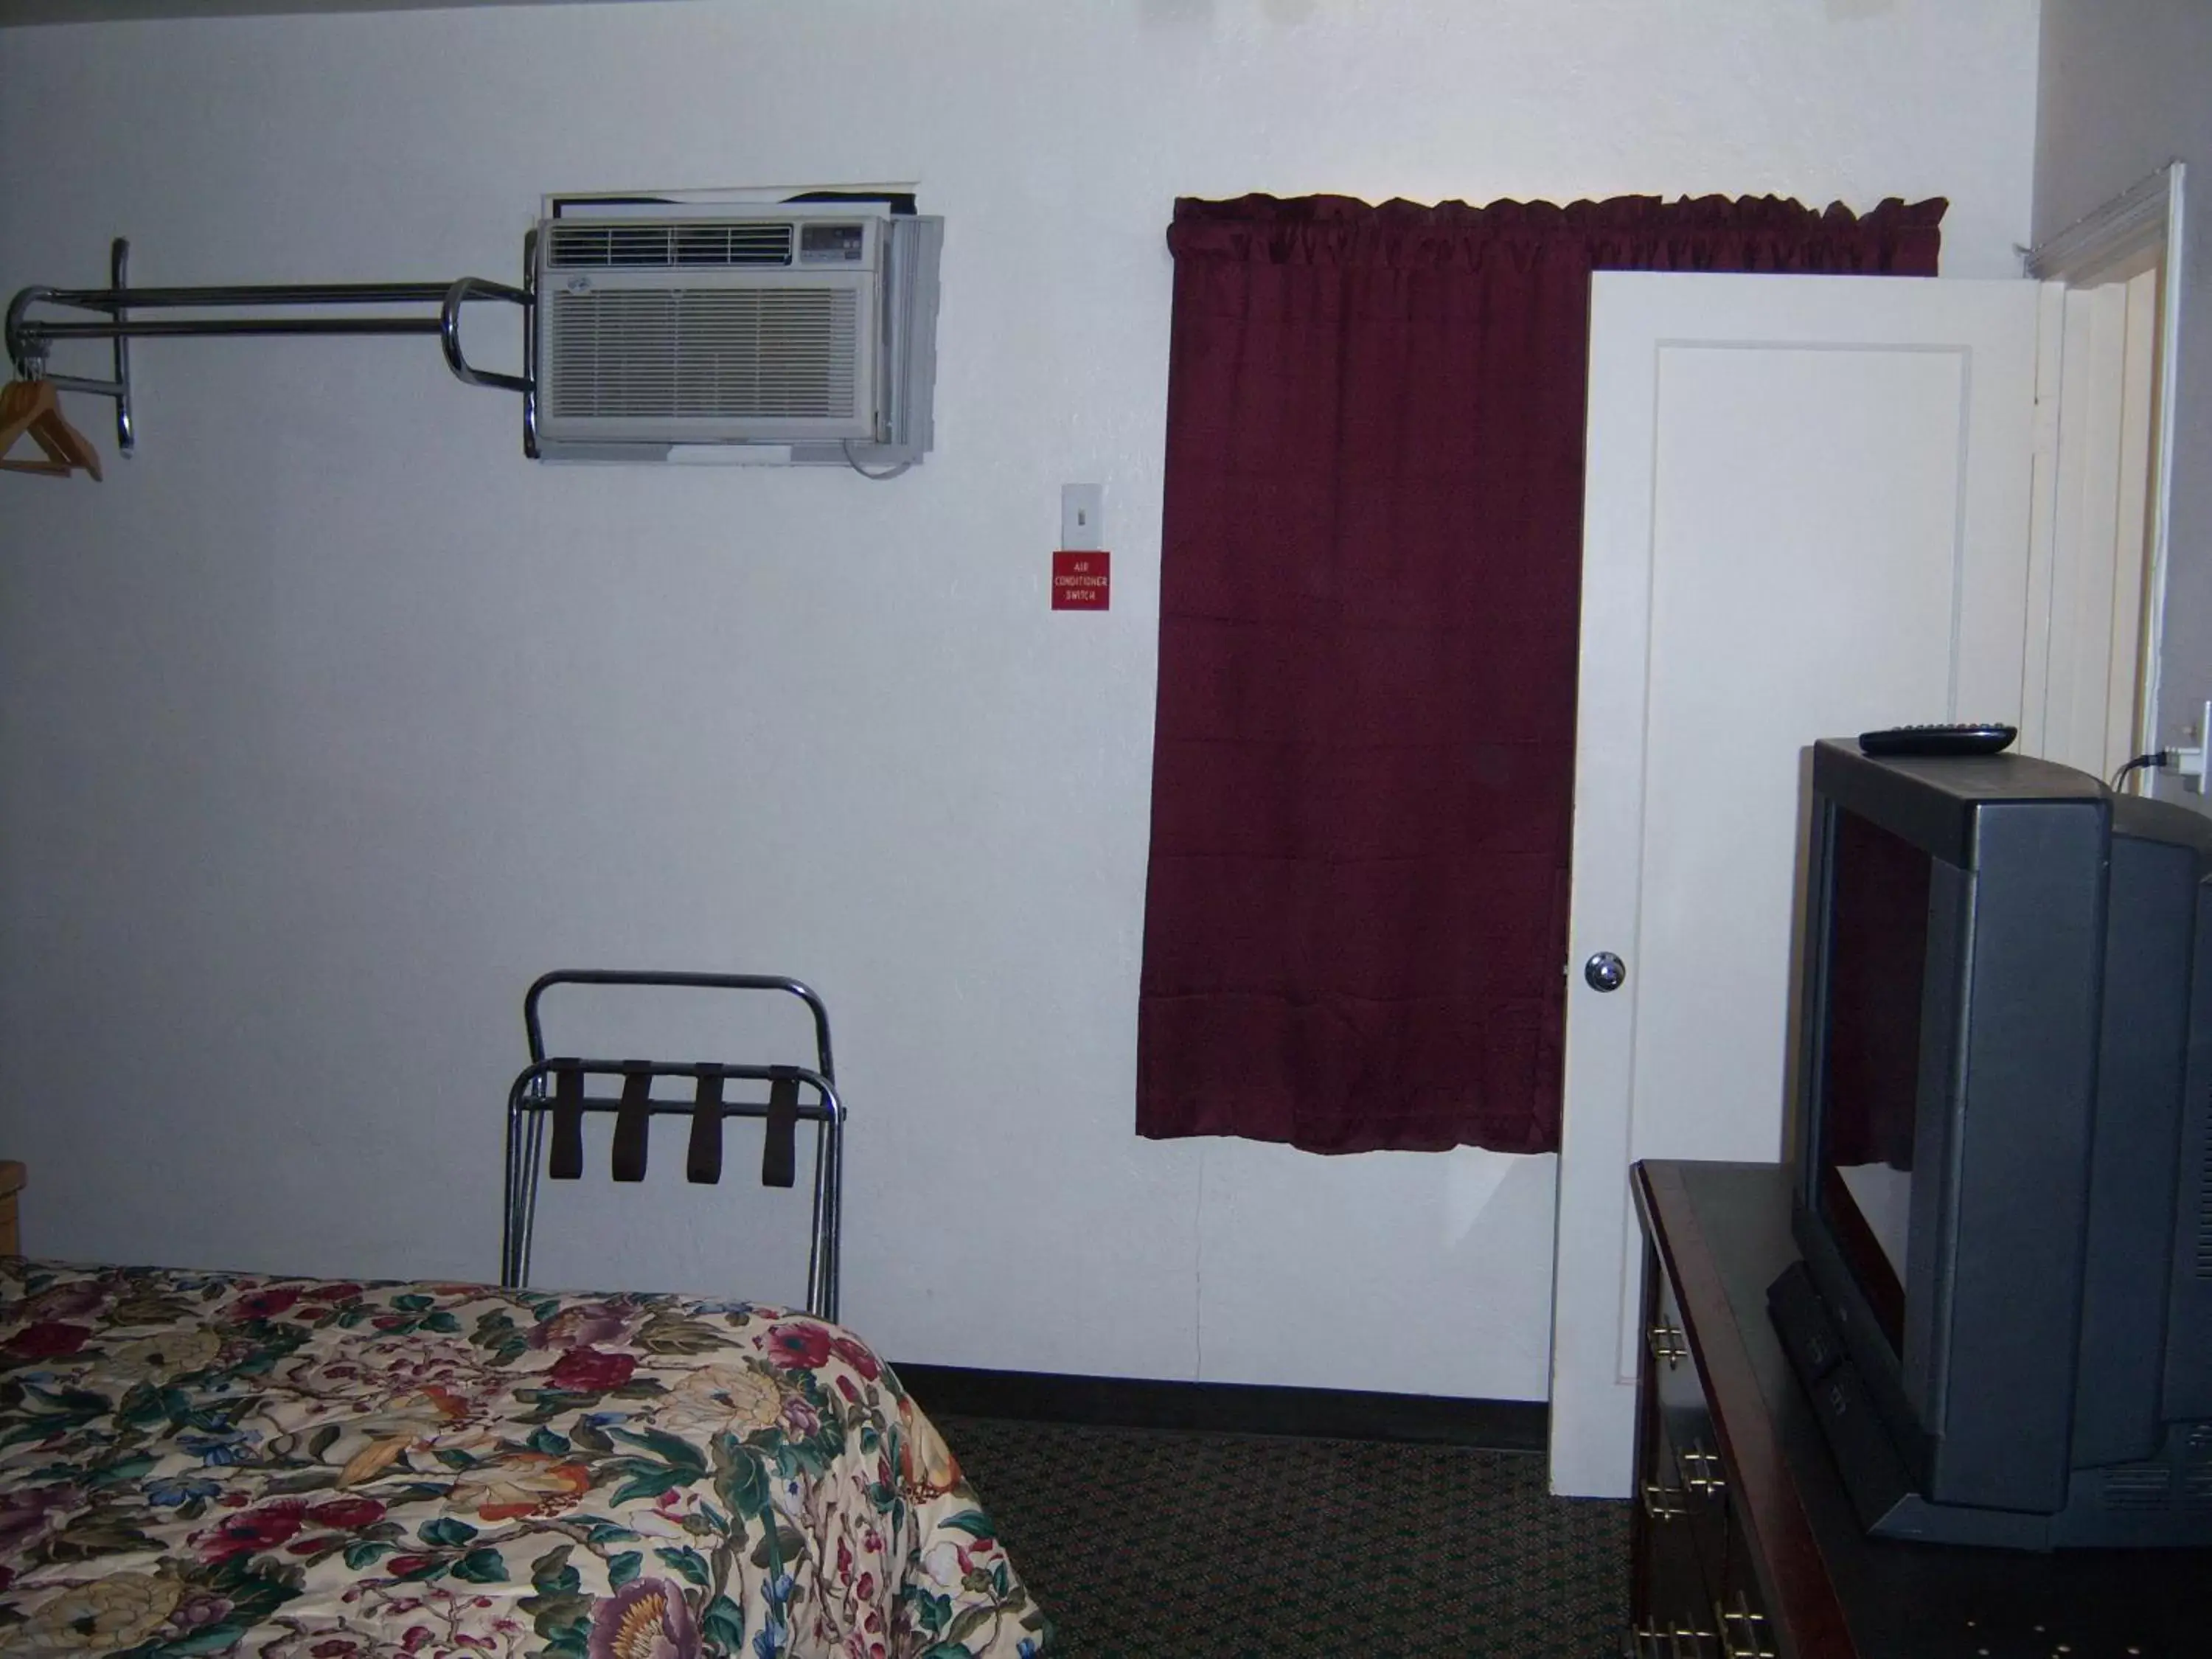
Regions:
[[0, 1161, 21, 1256], [1630, 1159, 2210, 1659]]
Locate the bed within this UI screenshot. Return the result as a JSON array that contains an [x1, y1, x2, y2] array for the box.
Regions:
[[0, 1259, 1047, 1658]]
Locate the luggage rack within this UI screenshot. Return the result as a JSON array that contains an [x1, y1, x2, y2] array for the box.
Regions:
[[502, 970, 844, 1322]]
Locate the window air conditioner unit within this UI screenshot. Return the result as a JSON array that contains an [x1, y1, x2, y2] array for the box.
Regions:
[[528, 204, 942, 467]]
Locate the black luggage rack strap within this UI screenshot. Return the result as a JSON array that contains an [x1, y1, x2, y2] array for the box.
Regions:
[[501, 972, 844, 1323]]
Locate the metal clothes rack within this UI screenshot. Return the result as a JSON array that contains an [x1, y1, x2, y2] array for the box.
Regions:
[[5, 237, 533, 456], [502, 971, 846, 1324]]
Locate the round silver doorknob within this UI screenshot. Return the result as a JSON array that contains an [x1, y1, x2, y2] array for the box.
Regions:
[[1584, 951, 1627, 992]]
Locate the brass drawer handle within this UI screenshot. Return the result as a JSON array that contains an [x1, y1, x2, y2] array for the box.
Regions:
[[1648, 1321, 1688, 1369], [1641, 1478, 1689, 1522], [1680, 1444, 1728, 1500], [1714, 1593, 1775, 1659], [1630, 1620, 1717, 1658]]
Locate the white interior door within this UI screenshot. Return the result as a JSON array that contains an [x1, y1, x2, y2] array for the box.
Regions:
[[1549, 271, 2043, 1498]]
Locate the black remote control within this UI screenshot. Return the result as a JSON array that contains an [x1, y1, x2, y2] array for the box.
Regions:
[[1857, 723, 2018, 758]]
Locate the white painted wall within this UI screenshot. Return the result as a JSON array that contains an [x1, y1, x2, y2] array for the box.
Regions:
[[2034, 0, 2212, 787], [0, 0, 2039, 1400]]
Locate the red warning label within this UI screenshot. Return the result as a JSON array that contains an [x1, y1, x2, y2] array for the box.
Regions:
[[1051, 550, 1110, 611]]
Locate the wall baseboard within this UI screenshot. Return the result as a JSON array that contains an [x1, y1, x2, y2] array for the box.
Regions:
[[891, 1363, 1548, 1454]]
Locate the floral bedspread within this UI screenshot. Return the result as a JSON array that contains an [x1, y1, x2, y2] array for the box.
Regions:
[[0, 1261, 1046, 1658]]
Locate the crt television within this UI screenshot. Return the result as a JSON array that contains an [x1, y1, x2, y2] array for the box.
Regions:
[[1769, 739, 2212, 1548]]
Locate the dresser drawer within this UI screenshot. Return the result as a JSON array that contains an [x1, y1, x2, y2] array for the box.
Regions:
[[1712, 1504, 1780, 1659], [1630, 1500, 1722, 1658], [1641, 1440, 1775, 1657], [1635, 1234, 1785, 1659], [1651, 1260, 1735, 1596]]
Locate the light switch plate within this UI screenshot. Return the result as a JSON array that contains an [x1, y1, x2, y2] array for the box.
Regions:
[[1061, 483, 1105, 552]]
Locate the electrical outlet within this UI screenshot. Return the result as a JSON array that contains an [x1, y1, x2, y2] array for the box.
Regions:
[[2178, 699, 2212, 792]]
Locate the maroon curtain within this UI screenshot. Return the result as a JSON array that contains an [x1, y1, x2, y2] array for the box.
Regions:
[[1137, 193, 1944, 1155]]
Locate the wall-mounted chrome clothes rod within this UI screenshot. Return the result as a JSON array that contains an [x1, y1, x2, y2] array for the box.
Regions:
[[5, 240, 534, 456], [21, 281, 465, 313], [24, 316, 450, 339]]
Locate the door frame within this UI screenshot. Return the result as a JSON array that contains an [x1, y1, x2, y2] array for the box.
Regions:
[[2023, 162, 2187, 773]]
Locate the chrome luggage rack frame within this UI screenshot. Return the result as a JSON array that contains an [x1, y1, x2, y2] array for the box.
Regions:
[[503, 970, 846, 1324]]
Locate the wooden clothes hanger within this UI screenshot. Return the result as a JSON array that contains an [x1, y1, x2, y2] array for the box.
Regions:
[[0, 378, 102, 480]]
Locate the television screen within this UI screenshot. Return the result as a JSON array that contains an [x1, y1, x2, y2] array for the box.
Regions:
[[1815, 805, 1932, 1355]]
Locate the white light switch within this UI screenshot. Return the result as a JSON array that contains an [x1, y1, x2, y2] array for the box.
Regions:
[[1061, 483, 1105, 552]]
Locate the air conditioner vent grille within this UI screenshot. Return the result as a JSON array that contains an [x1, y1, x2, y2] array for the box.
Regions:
[[547, 289, 860, 422], [2101, 1466, 2174, 1510], [546, 221, 796, 270]]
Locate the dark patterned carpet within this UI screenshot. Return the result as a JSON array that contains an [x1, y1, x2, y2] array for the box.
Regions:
[[935, 1415, 1631, 1658]]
